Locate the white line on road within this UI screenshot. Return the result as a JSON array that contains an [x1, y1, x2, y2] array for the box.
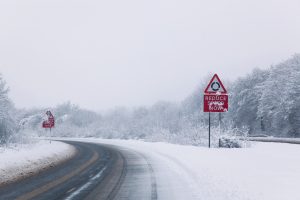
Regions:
[[65, 166, 107, 200]]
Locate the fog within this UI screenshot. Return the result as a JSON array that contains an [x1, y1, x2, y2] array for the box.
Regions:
[[1, 0, 300, 110]]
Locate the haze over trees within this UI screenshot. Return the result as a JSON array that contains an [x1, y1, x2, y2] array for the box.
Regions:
[[1, 54, 300, 145]]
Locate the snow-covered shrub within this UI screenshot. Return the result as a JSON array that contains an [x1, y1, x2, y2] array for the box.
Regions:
[[216, 126, 250, 148], [8, 129, 39, 145], [219, 137, 241, 148]]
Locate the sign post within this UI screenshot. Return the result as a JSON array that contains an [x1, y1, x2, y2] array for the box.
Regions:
[[203, 74, 228, 148], [208, 112, 211, 148]]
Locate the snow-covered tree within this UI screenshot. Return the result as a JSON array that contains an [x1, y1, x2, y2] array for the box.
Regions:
[[0, 74, 16, 144], [230, 68, 269, 133], [258, 54, 300, 136]]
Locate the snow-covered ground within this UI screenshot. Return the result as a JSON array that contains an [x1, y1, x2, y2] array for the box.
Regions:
[[72, 138, 300, 200], [2, 137, 299, 200], [0, 140, 76, 185]]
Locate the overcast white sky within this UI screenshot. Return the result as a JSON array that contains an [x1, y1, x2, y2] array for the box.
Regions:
[[1, 0, 300, 110]]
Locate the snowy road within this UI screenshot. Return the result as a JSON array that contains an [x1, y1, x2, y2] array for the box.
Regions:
[[0, 141, 156, 200], [1, 139, 300, 200]]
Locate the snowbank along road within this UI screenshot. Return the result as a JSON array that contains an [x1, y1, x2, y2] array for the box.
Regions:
[[0, 140, 157, 200]]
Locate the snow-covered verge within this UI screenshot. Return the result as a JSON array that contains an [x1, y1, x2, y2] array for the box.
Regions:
[[70, 138, 300, 200], [0, 140, 76, 186]]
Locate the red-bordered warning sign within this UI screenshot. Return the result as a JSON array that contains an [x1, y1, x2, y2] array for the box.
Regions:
[[204, 74, 227, 94], [203, 74, 228, 112], [42, 110, 55, 128]]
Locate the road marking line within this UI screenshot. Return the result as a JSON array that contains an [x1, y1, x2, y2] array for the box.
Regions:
[[64, 166, 107, 200], [66, 187, 77, 194]]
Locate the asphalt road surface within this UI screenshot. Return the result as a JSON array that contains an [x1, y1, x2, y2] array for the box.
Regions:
[[0, 141, 157, 200]]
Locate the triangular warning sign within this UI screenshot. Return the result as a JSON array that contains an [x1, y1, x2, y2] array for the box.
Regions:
[[204, 74, 227, 94]]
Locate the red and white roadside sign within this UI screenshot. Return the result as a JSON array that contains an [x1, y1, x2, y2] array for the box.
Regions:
[[42, 110, 55, 129], [203, 74, 228, 112], [204, 94, 228, 112]]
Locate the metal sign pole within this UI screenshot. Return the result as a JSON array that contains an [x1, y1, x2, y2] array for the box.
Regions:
[[49, 128, 51, 144], [219, 112, 221, 136], [209, 112, 211, 148]]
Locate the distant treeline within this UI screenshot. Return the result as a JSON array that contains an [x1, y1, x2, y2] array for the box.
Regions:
[[1, 54, 300, 145]]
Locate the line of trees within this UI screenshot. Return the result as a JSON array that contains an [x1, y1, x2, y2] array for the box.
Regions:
[[1, 54, 300, 146], [230, 54, 300, 137]]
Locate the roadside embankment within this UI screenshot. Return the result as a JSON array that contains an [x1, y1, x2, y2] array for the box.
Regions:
[[0, 140, 76, 186]]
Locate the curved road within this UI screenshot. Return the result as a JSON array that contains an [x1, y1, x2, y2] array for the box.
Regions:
[[0, 141, 157, 200]]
